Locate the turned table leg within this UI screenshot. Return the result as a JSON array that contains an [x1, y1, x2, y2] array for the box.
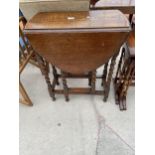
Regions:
[[91, 70, 96, 93], [52, 65, 59, 85], [114, 47, 125, 84], [88, 71, 92, 86], [101, 61, 108, 86], [103, 53, 118, 102], [37, 55, 50, 75], [61, 71, 69, 101], [113, 47, 125, 105], [36, 53, 56, 101]]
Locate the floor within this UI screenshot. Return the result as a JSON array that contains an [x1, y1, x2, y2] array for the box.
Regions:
[[20, 63, 135, 155]]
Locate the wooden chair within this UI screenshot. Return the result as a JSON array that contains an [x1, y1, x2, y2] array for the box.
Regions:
[[19, 16, 41, 106], [114, 29, 135, 110]]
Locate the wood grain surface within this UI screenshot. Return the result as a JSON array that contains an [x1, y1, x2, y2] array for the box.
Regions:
[[25, 10, 130, 30], [24, 10, 131, 74]]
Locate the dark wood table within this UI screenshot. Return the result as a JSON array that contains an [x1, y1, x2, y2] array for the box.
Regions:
[[24, 10, 131, 101]]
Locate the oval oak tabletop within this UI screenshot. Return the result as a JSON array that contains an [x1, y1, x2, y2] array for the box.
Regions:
[[25, 10, 130, 30], [25, 10, 131, 74]]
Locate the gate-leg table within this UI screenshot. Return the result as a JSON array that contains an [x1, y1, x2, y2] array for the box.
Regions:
[[24, 10, 131, 102]]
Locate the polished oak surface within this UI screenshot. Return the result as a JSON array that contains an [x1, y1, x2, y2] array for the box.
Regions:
[[25, 10, 129, 30], [25, 10, 131, 74]]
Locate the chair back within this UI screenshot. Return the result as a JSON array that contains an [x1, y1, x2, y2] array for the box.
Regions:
[[19, 16, 34, 74]]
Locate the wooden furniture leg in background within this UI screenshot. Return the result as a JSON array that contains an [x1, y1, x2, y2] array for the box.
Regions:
[[114, 58, 130, 107], [91, 70, 96, 93], [103, 53, 118, 102], [118, 60, 135, 110], [50, 65, 59, 99], [61, 71, 69, 101], [88, 71, 92, 86], [52, 65, 59, 85], [101, 61, 108, 86], [114, 47, 125, 85], [114, 47, 125, 105], [19, 81, 33, 106]]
